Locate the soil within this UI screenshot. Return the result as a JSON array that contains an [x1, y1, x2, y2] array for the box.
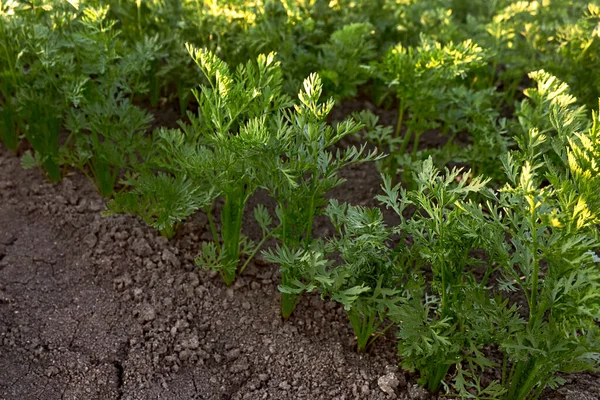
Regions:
[[0, 145, 411, 400], [1, 101, 599, 400]]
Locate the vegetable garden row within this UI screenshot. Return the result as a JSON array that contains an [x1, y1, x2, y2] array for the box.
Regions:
[[1, 1, 599, 398]]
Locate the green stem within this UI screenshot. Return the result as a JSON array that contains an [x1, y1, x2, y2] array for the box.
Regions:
[[160, 225, 175, 240], [0, 101, 18, 152], [480, 259, 495, 288], [501, 354, 508, 388], [427, 363, 451, 393], [0, 40, 16, 82], [438, 208, 449, 316], [441, 270, 448, 315], [520, 364, 545, 399], [412, 131, 422, 157], [178, 82, 189, 116], [531, 381, 547, 400], [277, 203, 301, 319], [220, 189, 246, 285], [508, 359, 544, 400], [349, 308, 392, 352], [506, 360, 524, 400], [445, 131, 458, 149], [394, 99, 405, 138], [387, 125, 412, 184], [205, 203, 221, 253], [150, 65, 160, 107], [42, 157, 62, 182], [281, 291, 300, 319], [280, 203, 288, 245], [367, 320, 393, 348], [349, 309, 370, 352], [387, 100, 411, 183], [398, 127, 413, 156], [302, 185, 316, 247], [489, 46, 499, 89], [506, 78, 521, 105], [528, 211, 540, 328], [239, 230, 274, 275]]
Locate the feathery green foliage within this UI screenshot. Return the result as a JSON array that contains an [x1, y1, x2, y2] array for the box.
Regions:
[[260, 73, 381, 318], [322, 200, 404, 352], [488, 75, 600, 400], [2, 2, 600, 400], [371, 36, 489, 183], [378, 159, 505, 393]]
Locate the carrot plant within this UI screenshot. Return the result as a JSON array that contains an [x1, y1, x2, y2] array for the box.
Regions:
[[9, 1, 88, 181], [65, 95, 153, 197], [377, 158, 503, 393], [480, 74, 600, 400], [489, 145, 600, 400], [262, 244, 332, 319], [264, 200, 405, 349], [0, 1, 159, 186], [184, 47, 295, 285], [260, 73, 381, 318], [321, 200, 405, 352], [57, 5, 160, 197], [371, 35, 488, 183], [111, 47, 293, 284]]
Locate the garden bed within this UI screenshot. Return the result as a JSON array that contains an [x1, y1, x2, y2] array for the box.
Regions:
[[0, 141, 599, 400], [2, 1, 600, 398]]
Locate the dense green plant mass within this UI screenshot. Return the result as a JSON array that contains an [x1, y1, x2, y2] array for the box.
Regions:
[[1, 1, 600, 400], [370, 36, 491, 183], [1, 1, 159, 187], [111, 47, 294, 284], [265, 199, 404, 350], [110, 49, 378, 291], [322, 200, 405, 352], [480, 83, 600, 399], [377, 159, 511, 395]]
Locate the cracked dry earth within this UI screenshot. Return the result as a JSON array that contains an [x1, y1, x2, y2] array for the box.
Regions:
[[0, 145, 599, 400]]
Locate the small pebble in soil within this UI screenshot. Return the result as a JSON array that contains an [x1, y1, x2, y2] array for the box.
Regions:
[[182, 335, 199, 349], [137, 303, 156, 322], [407, 383, 429, 400], [378, 372, 399, 395], [226, 348, 241, 361], [162, 249, 180, 268], [132, 238, 153, 257], [83, 233, 97, 248], [361, 384, 370, 395]]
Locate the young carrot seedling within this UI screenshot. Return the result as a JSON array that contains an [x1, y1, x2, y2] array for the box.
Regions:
[[262, 73, 382, 318]]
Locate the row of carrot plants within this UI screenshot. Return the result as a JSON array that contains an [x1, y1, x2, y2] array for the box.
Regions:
[[0, 1, 599, 398]]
